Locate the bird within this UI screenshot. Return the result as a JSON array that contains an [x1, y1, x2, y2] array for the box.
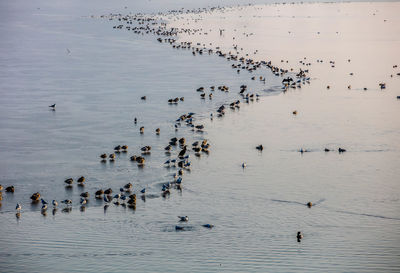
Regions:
[[202, 224, 214, 229], [242, 163, 247, 168], [297, 231, 303, 241], [95, 189, 104, 197], [178, 216, 189, 222], [64, 178, 73, 185], [77, 176, 85, 183], [80, 198, 87, 206], [307, 202, 312, 208], [16, 203, 22, 212], [256, 145, 264, 151], [6, 186, 15, 193], [49, 104, 56, 109], [42, 204, 48, 210], [30, 192, 41, 202], [124, 183, 133, 191], [140, 188, 146, 194], [52, 200, 58, 207], [103, 195, 111, 203], [40, 198, 48, 205], [80, 192, 89, 198], [61, 199, 72, 206], [338, 147, 346, 153]]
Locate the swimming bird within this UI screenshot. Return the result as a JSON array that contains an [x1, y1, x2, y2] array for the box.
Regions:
[[16, 203, 22, 212], [104, 188, 113, 195], [0, 185, 3, 191], [113, 193, 121, 200], [297, 231, 303, 241], [40, 198, 48, 205], [49, 104, 56, 109], [30, 192, 41, 202], [64, 178, 73, 185], [80, 192, 89, 198], [80, 198, 87, 206], [52, 200, 58, 207], [242, 163, 247, 168], [156, 128, 160, 135], [178, 216, 189, 222], [165, 145, 172, 152], [307, 202, 312, 208], [61, 199, 72, 206], [140, 126, 144, 134], [136, 156, 145, 165], [95, 189, 104, 197], [100, 153, 107, 159], [202, 224, 214, 229], [124, 183, 133, 191], [77, 176, 85, 184], [140, 188, 146, 194], [338, 148, 346, 153], [256, 145, 264, 151], [324, 148, 330, 152], [103, 195, 111, 203], [42, 204, 48, 210], [6, 186, 15, 193]]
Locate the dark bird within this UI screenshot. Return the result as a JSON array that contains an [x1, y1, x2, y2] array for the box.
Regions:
[[77, 176, 85, 183], [64, 178, 73, 185], [297, 231, 303, 241]]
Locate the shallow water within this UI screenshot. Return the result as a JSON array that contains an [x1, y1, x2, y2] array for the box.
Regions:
[[1, 1, 400, 272]]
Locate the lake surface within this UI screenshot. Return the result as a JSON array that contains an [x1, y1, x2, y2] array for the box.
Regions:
[[0, 1, 399, 272]]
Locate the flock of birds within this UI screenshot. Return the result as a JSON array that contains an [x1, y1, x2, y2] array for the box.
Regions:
[[3, 3, 399, 241]]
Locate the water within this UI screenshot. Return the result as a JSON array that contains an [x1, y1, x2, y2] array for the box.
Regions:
[[1, 1, 400, 272]]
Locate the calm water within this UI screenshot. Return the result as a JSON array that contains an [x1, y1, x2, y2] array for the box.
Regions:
[[1, 0, 400, 272]]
